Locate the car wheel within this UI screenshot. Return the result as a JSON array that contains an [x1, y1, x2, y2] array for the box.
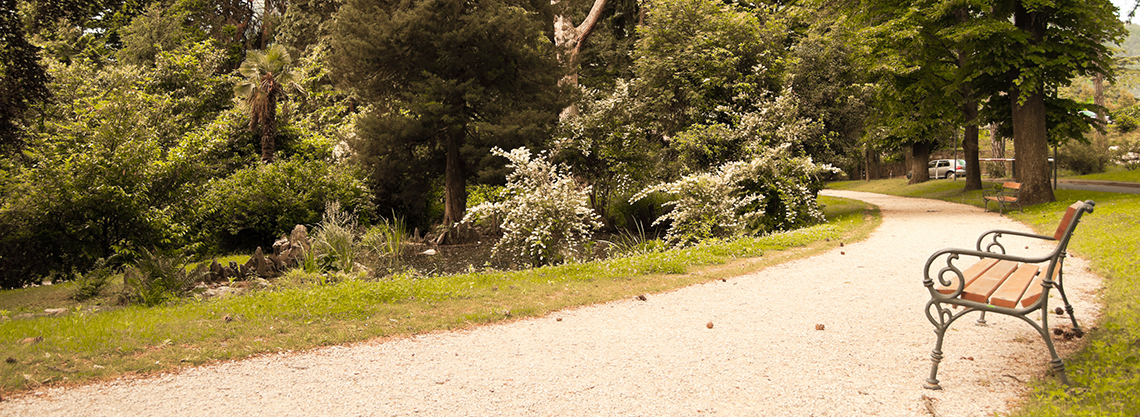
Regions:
[[947, 172, 956, 180]]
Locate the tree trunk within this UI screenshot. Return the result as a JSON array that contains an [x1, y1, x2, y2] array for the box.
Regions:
[[261, 96, 277, 163], [1010, 6, 1055, 205], [953, 8, 982, 191], [442, 128, 467, 227], [1010, 87, 1055, 205], [1094, 73, 1108, 148], [554, 0, 608, 118], [961, 98, 982, 190], [908, 141, 931, 184]]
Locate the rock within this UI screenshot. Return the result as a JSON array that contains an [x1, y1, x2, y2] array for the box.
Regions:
[[268, 254, 284, 272], [18, 336, 43, 345], [44, 308, 68, 316], [273, 236, 291, 257], [209, 260, 223, 282], [421, 249, 438, 256]]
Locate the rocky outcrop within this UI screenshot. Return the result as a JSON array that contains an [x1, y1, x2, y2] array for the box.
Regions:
[[204, 225, 310, 282]]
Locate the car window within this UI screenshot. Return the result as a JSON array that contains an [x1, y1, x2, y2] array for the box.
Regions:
[[928, 161, 937, 168]]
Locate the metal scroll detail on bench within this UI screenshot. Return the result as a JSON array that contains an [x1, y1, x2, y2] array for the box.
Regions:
[[921, 200, 1095, 390]]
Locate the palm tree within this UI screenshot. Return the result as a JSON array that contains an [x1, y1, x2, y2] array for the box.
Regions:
[[234, 44, 298, 163]]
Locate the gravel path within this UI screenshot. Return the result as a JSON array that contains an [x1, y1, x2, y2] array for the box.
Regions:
[[2, 191, 1103, 416]]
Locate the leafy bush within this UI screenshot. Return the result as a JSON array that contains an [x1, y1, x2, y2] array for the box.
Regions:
[[119, 249, 206, 306], [463, 147, 602, 267], [1112, 105, 1140, 133], [192, 158, 374, 253], [1058, 141, 1108, 175], [633, 145, 838, 246], [632, 162, 763, 246], [69, 259, 115, 301]]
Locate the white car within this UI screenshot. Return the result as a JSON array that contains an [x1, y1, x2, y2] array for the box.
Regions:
[[928, 159, 965, 179], [908, 159, 966, 180]]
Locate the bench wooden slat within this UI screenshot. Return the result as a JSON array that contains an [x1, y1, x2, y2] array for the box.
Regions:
[[1018, 266, 1059, 307], [989, 264, 1040, 308], [961, 260, 1019, 303], [936, 258, 1000, 294]]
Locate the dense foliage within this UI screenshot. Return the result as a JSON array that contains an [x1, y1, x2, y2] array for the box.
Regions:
[[0, 0, 1133, 289]]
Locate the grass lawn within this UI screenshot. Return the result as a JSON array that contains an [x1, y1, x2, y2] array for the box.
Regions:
[[0, 196, 879, 397], [1068, 167, 1140, 183], [830, 179, 1140, 416]]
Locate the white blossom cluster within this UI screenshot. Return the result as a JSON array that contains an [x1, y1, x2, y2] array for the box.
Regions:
[[633, 145, 839, 246], [462, 147, 602, 267], [631, 162, 763, 247]]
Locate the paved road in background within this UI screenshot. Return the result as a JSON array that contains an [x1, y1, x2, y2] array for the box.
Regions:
[[1056, 179, 1140, 194]]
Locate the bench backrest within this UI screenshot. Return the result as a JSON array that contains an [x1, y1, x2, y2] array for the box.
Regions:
[[1003, 182, 1022, 191], [1054, 201, 1093, 241]]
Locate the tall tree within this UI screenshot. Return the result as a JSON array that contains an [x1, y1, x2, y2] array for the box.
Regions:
[[970, 0, 1124, 204], [330, 0, 565, 229], [1, 0, 51, 153], [234, 44, 298, 163]]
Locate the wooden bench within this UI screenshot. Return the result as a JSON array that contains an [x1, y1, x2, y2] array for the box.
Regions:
[[921, 200, 1095, 390], [983, 182, 1023, 213]]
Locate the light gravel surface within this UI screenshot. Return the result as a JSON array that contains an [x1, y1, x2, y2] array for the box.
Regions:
[[2, 191, 1104, 416]]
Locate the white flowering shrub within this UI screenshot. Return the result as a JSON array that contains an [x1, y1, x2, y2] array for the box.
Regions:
[[633, 145, 839, 246], [462, 147, 602, 267]]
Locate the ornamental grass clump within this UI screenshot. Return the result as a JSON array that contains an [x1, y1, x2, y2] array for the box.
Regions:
[[462, 147, 601, 267]]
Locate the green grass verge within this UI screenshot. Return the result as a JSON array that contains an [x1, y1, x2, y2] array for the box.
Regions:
[[829, 179, 1140, 416], [0, 196, 878, 396], [1068, 168, 1140, 183]]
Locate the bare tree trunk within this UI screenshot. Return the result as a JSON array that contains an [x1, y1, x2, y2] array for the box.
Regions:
[[1010, 6, 1055, 205], [554, 0, 608, 118], [443, 128, 466, 227], [955, 7, 982, 191], [1094, 73, 1108, 148], [1010, 86, 1055, 204], [909, 142, 931, 184], [261, 95, 277, 163]]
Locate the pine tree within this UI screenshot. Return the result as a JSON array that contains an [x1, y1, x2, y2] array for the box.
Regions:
[[329, 0, 565, 231]]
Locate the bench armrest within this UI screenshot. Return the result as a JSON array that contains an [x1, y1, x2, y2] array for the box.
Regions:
[[975, 229, 1056, 253]]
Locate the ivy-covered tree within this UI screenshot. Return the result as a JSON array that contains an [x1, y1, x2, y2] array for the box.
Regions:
[[329, 0, 565, 231]]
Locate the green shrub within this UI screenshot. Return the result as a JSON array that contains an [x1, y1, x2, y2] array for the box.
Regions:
[[192, 158, 374, 253], [69, 259, 115, 301], [632, 145, 838, 246], [463, 147, 602, 267], [1112, 105, 1140, 133], [1058, 141, 1108, 175]]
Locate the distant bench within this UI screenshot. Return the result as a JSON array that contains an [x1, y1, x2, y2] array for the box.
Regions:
[[983, 182, 1023, 213], [921, 200, 1095, 390]]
